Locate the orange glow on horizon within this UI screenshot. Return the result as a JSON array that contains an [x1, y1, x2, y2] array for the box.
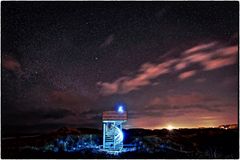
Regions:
[[166, 125, 174, 130], [126, 109, 237, 130]]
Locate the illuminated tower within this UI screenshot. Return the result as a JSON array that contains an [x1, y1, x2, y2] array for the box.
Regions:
[[102, 106, 127, 151]]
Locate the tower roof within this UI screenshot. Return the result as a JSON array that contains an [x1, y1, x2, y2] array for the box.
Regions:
[[102, 111, 127, 121]]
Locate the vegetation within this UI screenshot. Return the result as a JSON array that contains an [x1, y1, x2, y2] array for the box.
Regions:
[[1, 127, 239, 158]]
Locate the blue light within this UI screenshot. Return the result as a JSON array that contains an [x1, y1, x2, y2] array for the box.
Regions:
[[114, 102, 127, 112], [118, 106, 124, 113], [115, 126, 124, 143]]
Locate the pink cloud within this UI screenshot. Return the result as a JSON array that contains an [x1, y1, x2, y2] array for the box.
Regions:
[[174, 43, 237, 76], [97, 39, 237, 95], [203, 56, 236, 71], [98, 60, 177, 95], [2, 55, 22, 73], [120, 76, 151, 93], [184, 42, 217, 55], [178, 70, 196, 80], [175, 61, 188, 71], [184, 52, 211, 63], [97, 82, 118, 95], [183, 44, 238, 71], [216, 45, 238, 57]]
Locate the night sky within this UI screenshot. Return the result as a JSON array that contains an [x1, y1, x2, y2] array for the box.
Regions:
[[2, 2, 238, 135]]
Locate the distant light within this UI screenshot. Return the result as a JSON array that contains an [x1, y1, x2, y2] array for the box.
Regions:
[[167, 125, 174, 131], [118, 106, 124, 113]]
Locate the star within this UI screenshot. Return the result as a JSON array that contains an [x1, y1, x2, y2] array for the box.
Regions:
[[1, 2, 237, 134]]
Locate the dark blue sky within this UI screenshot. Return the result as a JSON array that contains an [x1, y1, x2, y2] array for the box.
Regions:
[[2, 2, 238, 135]]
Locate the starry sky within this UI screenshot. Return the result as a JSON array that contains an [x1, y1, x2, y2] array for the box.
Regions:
[[2, 2, 238, 135]]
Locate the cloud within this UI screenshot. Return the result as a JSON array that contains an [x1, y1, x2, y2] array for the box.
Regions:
[[97, 39, 238, 95], [97, 81, 118, 95], [99, 34, 114, 48], [128, 110, 164, 119], [184, 42, 217, 55], [48, 90, 93, 107], [182, 43, 237, 71], [175, 61, 188, 71], [2, 55, 23, 73], [203, 56, 236, 71], [139, 91, 230, 123], [42, 108, 76, 119], [2, 107, 76, 128], [97, 59, 177, 95], [2, 88, 98, 132], [178, 70, 196, 80], [195, 78, 206, 83], [78, 108, 102, 121], [141, 93, 228, 119], [149, 92, 216, 106]]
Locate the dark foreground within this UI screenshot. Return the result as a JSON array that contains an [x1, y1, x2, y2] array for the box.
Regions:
[[1, 127, 239, 159]]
